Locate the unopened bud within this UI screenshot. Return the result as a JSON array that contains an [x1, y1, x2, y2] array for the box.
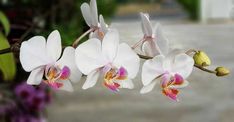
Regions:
[[215, 67, 230, 76], [193, 51, 211, 67]]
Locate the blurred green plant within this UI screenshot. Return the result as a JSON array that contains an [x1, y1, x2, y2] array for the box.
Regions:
[[0, 11, 16, 81], [177, 0, 200, 20]]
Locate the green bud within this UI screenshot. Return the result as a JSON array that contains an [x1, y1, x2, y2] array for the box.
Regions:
[[193, 51, 211, 67], [215, 67, 230, 77]]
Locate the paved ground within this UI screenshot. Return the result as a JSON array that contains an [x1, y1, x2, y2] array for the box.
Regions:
[[48, 21, 234, 122]]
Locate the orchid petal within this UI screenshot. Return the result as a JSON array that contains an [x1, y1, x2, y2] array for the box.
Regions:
[[20, 36, 50, 72], [142, 55, 165, 86], [90, 0, 98, 26], [171, 54, 194, 79], [46, 30, 62, 61], [75, 38, 106, 75], [57, 47, 82, 83], [58, 79, 73, 92], [82, 70, 100, 89], [116, 79, 134, 89], [141, 40, 160, 57], [81, 3, 92, 26], [154, 23, 169, 55], [102, 29, 119, 61], [113, 43, 140, 79], [140, 12, 153, 36], [140, 81, 157, 94], [27, 67, 44, 85], [169, 80, 189, 89], [99, 15, 108, 33], [163, 49, 184, 71]]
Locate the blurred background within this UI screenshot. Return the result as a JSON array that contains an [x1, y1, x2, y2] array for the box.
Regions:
[[0, 0, 233, 122]]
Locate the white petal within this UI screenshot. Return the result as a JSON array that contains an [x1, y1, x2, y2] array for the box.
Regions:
[[171, 53, 194, 79], [27, 67, 44, 85], [154, 23, 169, 55], [99, 15, 108, 33], [59, 80, 73, 92], [75, 38, 106, 75], [141, 40, 160, 57], [113, 43, 140, 79], [20, 36, 50, 72], [116, 79, 134, 89], [82, 70, 100, 89], [169, 80, 189, 89], [102, 29, 119, 61], [140, 81, 157, 94], [46, 30, 62, 61], [81, 3, 92, 26], [90, 0, 98, 26], [57, 47, 82, 83], [140, 12, 153, 36], [142, 55, 165, 86], [163, 49, 184, 71]]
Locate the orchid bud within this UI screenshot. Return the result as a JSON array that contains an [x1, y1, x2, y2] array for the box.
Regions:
[[193, 51, 211, 67], [215, 67, 230, 77]]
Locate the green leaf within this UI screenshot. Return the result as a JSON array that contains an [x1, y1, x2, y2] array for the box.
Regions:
[[0, 11, 10, 36], [0, 32, 16, 81]]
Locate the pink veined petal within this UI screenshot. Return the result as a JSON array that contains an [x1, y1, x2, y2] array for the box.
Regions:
[[102, 29, 119, 62], [161, 73, 171, 88], [57, 47, 82, 83], [142, 55, 165, 86], [99, 15, 108, 33], [82, 70, 100, 89], [171, 53, 194, 79], [58, 79, 74, 92], [140, 81, 157, 94], [173, 73, 184, 85], [140, 12, 153, 36], [27, 67, 44, 85], [113, 43, 140, 79], [116, 67, 128, 80], [59, 66, 70, 80], [154, 23, 169, 55], [75, 38, 106, 75], [20, 36, 51, 72], [90, 0, 98, 27], [141, 40, 160, 57], [46, 30, 62, 62], [81, 3, 92, 26]]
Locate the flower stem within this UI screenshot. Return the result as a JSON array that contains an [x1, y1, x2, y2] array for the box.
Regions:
[[185, 49, 198, 55], [72, 28, 94, 48], [137, 53, 217, 75], [131, 38, 145, 49]]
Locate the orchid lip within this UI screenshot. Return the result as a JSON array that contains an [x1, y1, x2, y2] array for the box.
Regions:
[[44, 64, 71, 88], [102, 64, 128, 92]]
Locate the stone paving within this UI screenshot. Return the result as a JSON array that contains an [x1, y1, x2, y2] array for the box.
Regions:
[[48, 21, 234, 122]]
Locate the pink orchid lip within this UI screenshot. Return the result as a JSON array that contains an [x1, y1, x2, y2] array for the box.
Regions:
[[161, 73, 185, 101], [44, 65, 71, 89], [102, 65, 128, 92]]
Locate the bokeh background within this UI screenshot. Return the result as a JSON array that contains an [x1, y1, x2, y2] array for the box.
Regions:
[[0, 0, 233, 122]]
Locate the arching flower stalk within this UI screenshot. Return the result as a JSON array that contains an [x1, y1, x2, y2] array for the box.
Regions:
[[75, 30, 140, 92], [132, 12, 169, 57], [72, 0, 109, 47], [20, 30, 82, 92]]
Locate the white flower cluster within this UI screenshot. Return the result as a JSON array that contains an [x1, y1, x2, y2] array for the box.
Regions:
[[20, 0, 195, 101]]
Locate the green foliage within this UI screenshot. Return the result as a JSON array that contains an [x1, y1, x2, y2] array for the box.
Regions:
[[177, 0, 200, 20], [0, 11, 10, 35], [0, 33, 16, 81]]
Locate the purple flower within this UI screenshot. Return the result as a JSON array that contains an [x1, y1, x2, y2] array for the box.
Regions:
[[14, 82, 52, 111], [11, 114, 46, 122]]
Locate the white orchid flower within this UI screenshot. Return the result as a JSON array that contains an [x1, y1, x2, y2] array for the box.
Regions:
[[140, 50, 194, 101], [75, 30, 140, 92], [20, 30, 82, 92], [81, 0, 109, 40], [138, 12, 169, 57]]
